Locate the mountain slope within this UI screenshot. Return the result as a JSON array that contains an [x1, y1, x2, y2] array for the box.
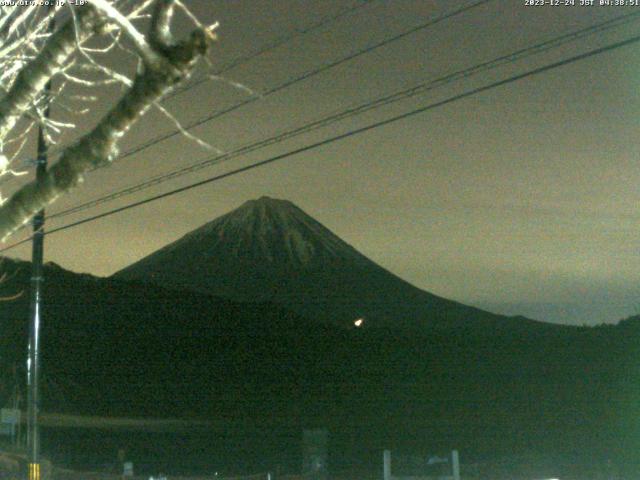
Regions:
[[0, 256, 335, 417], [114, 196, 554, 332]]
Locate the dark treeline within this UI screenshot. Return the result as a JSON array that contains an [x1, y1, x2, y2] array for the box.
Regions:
[[0, 257, 637, 478]]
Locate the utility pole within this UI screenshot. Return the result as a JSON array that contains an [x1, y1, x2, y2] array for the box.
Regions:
[[26, 97, 48, 480], [27, 8, 54, 480]]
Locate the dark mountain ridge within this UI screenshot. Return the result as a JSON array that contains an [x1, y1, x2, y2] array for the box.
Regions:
[[0, 256, 335, 415], [0, 257, 637, 476]]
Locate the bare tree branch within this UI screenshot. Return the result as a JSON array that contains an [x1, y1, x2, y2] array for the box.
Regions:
[[0, 7, 105, 142], [87, 0, 163, 66], [149, 0, 175, 47], [0, 0, 214, 240]]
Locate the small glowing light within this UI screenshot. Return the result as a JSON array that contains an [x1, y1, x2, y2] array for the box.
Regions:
[[354, 318, 363, 327]]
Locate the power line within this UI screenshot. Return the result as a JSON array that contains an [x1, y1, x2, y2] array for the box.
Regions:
[[0, 0, 496, 243], [2, 30, 637, 254], [8, 0, 378, 171], [78, 0, 494, 169], [163, 0, 378, 101], [4, 0, 494, 222], [45, 10, 640, 222]]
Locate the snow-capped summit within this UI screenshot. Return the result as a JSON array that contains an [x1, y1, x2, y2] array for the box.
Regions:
[[179, 196, 368, 268], [114, 196, 545, 331]]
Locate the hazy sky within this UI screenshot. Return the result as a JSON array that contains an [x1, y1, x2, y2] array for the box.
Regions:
[[3, 0, 640, 326]]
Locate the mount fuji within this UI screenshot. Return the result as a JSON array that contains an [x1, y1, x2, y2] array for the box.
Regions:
[[114, 196, 550, 332]]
